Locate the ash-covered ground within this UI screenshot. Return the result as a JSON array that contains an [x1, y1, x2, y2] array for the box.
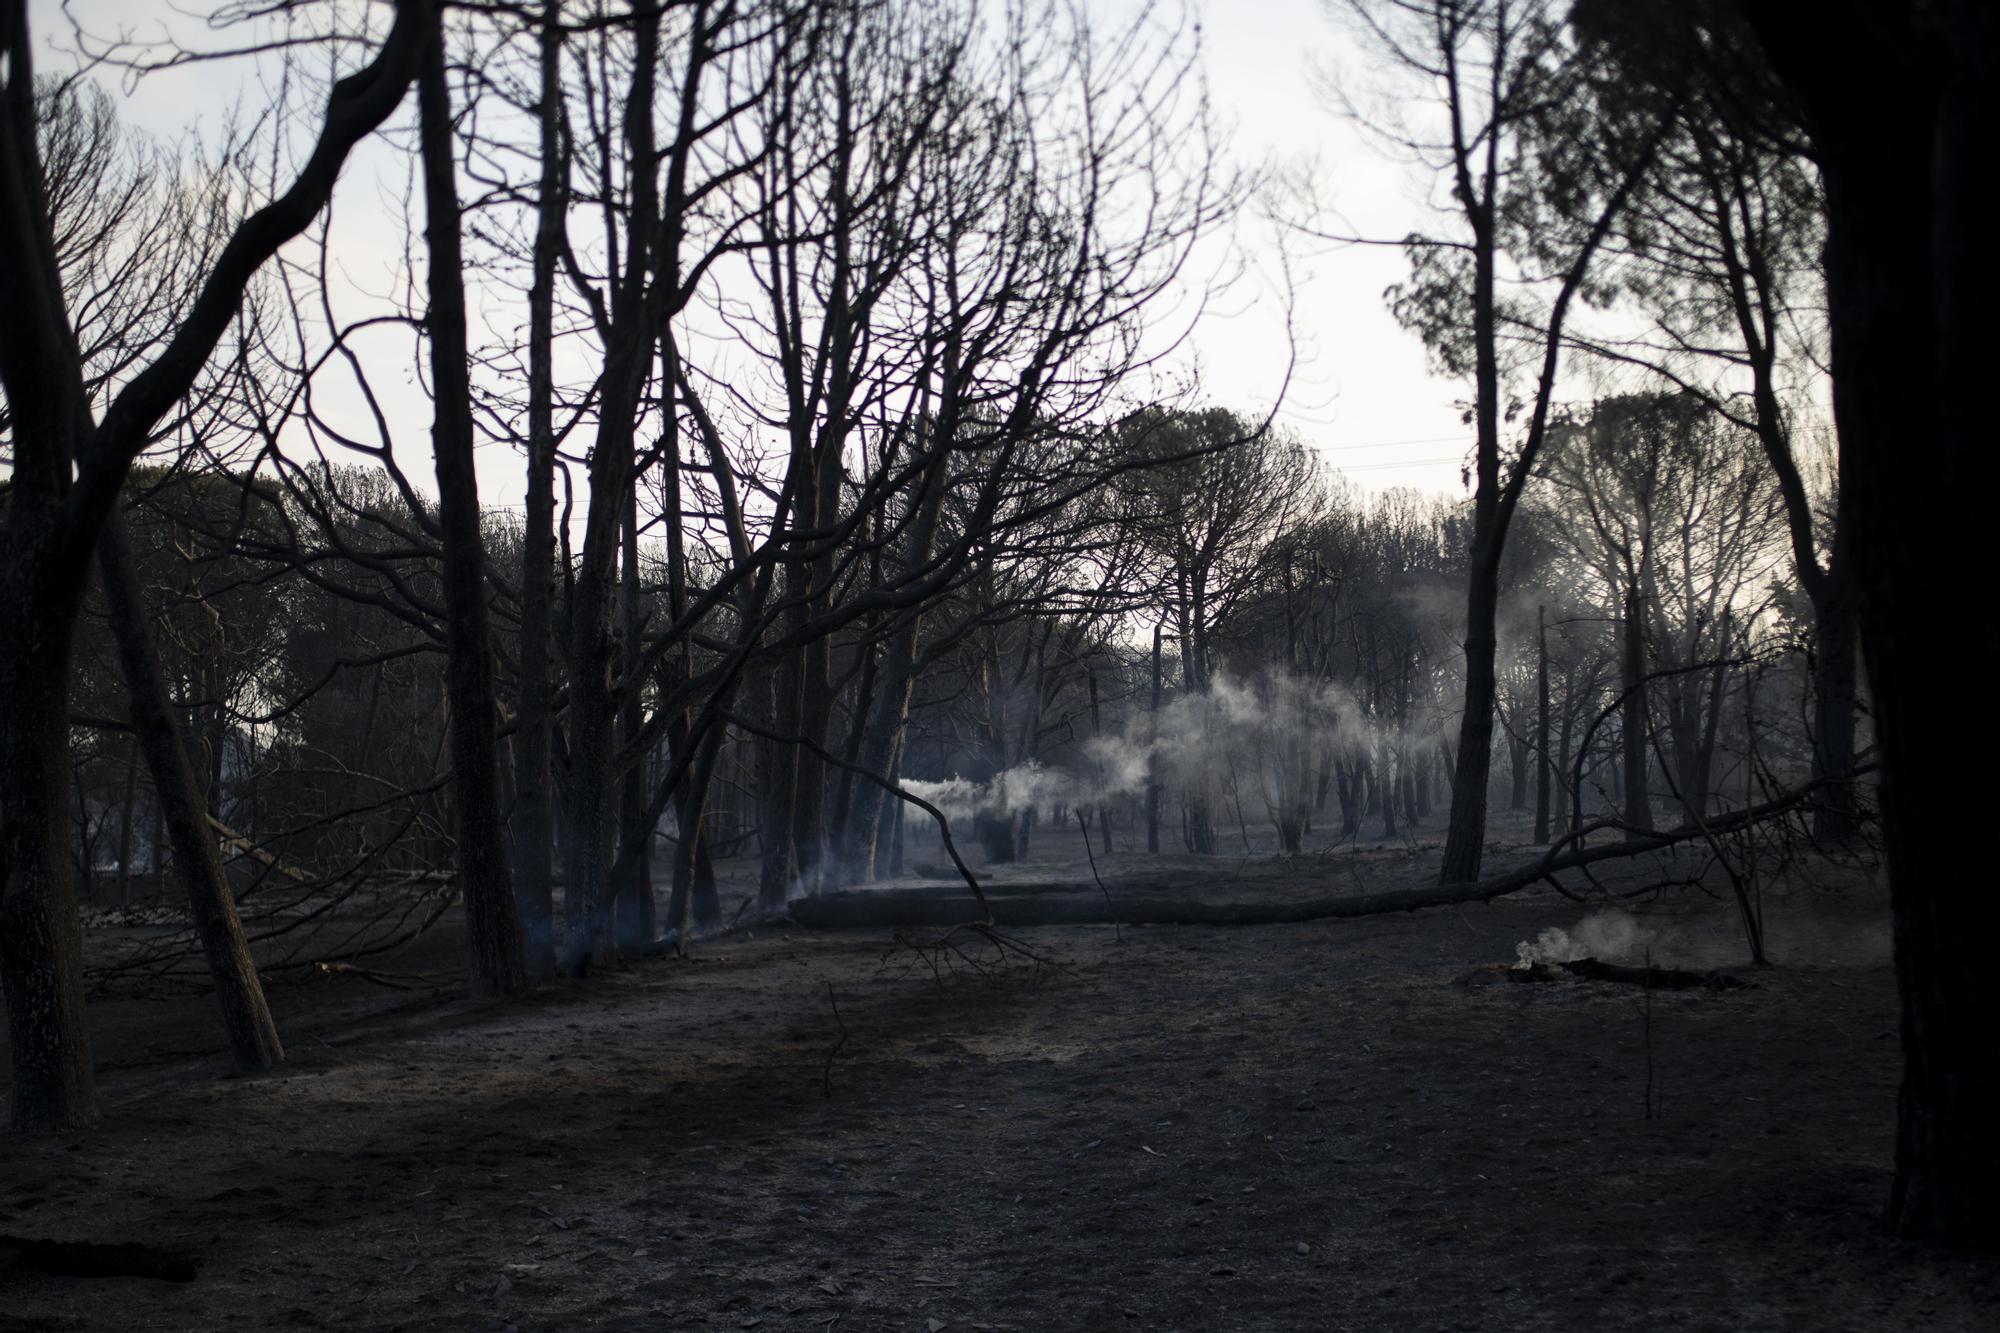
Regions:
[[4, 823, 1995, 1331]]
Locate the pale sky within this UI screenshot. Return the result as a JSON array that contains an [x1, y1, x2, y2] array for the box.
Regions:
[[30, 0, 1479, 503]]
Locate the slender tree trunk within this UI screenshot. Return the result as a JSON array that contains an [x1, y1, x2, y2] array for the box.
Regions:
[[1437, 189, 1505, 883], [1379, 743, 1399, 839], [1620, 587, 1653, 832], [1507, 729, 1528, 812], [1534, 608, 1552, 843], [1555, 690, 1575, 837], [826, 629, 879, 878], [509, 0, 565, 979], [98, 519, 283, 1070], [760, 646, 804, 908], [1685, 614, 1731, 823], [613, 491, 653, 948], [116, 734, 137, 907], [669, 723, 725, 934], [419, 19, 528, 995], [559, 0, 661, 972], [883, 742, 908, 875], [1146, 623, 1163, 853]]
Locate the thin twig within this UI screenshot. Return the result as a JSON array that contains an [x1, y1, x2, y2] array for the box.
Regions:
[[821, 982, 847, 1099], [1076, 810, 1121, 944]]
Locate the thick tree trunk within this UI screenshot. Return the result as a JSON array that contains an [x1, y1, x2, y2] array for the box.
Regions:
[[1440, 550, 1498, 877], [0, 577, 99, 1131], [98, 519, 283, 1071], [419, 23, 528, 996], [1745, 0, 2000, 1250], [1810, 567, 1862, 842]]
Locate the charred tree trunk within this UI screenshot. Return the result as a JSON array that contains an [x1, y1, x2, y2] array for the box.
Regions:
[[1620, 588, 1653, 832], [1379, 743, 1399, 839], [1745, 0, 2000, 1250], [509, 0, 565, 979], [841, 436, 954, 881], [613, 492, 654, 949], [1810, 566, 1862, 842], [419, 19, 528, 995], [1441, 560, 1497, 874], [758, 642, 802, 908], [0, 0, 423, 1131], [0, 576, 95, 1131], [115, 734, 137, 908], [1437, 216, 1504, 882], [667, 720, 726, 935], [1685, 618, 1730, 823], [1336, 756, 1361, 839], [975, 811, 1018, 864], [98, 519, 283, 1070], [1146, 623, 1163, 853], [1534, 607, 1552, 843]]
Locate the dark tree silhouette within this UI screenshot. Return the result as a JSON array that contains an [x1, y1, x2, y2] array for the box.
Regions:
[[0, 0, 429, 1130], [1740, 0, 1999, 1250]]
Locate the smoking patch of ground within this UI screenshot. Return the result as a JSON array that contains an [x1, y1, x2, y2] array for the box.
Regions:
[[3, 832, 1995, 1331]]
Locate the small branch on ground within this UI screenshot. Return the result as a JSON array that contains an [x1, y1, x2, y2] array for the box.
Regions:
[[883, 921, 1066, 992], [822, 982, 847, 1099], [311, 961, 454, 990]]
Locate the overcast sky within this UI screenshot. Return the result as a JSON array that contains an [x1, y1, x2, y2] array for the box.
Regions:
[[32, 0, 1479, 503]]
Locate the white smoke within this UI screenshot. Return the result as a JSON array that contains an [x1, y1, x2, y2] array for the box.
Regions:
[[895, 666, 1396, 827], [1514, 911, 1655, 967]]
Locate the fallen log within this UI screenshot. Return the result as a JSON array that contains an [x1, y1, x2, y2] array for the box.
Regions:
[[791, 781, 1837, 933], [0, 1234, 198, 1281], [1459, 959, 1750, 990], [1558, 957, 1750, 991]]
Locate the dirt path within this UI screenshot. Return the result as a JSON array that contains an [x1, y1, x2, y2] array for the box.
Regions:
[[3, 879, 1997, 1331]]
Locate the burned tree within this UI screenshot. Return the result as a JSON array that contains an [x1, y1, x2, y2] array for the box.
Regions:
[[1, 2, 430, 1126]]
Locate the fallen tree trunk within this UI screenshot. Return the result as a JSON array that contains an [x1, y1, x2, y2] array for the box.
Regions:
[[790, 781, 1840, 932], [1557, 957, 1749, 991]]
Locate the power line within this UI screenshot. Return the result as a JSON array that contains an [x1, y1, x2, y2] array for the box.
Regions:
[[1313, 433, 1470, 453], [1329, 455, 1465, 474]]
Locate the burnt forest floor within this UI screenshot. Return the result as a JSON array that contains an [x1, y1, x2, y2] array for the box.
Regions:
[[4, 822, 1998, 1331]]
